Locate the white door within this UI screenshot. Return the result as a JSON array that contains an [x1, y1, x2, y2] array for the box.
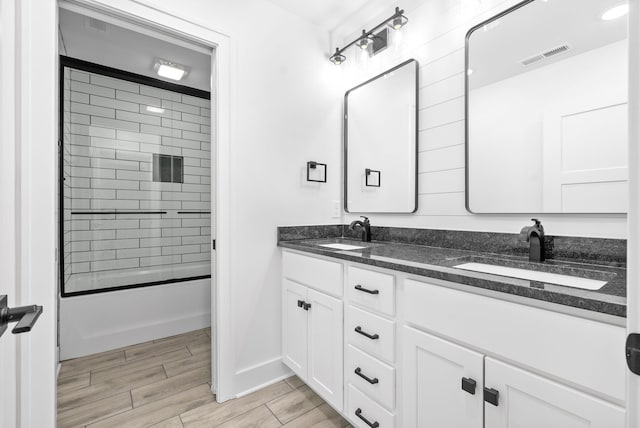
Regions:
[[542, 96, 628, 213], [484, 357, 625, 428], [282, 279, 308, 379], [402, 326, 483, 428], [0, 0, 58, 426], [307, 288, 343, 411], [629, 1, 640, 426]]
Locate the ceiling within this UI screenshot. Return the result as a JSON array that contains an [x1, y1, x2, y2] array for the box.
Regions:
[[264, 0, 373, 30], [59, 8, 211, 92], [468, 0, 628, 89]]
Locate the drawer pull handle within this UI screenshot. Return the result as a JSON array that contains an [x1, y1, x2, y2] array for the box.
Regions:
[[355, 284, 379, 295], [355, 326, 379, 340], [355, 367, 379, 384], [461, 377, 476, 395], [355, 408, 380, 428], [484, 387, 499, 406]]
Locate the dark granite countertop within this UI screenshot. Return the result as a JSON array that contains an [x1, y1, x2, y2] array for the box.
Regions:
[[278, 237, 626, 318]]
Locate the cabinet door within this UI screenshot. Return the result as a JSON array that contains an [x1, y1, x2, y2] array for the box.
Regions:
[[484, 357, 625, 428], [283, 279, 308, 380], [402, 326, 484, 428], [307, 288, 343, 411]]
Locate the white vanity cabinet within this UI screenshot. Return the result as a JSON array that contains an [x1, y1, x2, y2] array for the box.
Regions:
[[281, 248, 626, 427], [402, 277, 626, 428], [402, 326, 484, 428], [345, 265, 398, 428], [484, 357, 625, 428], [282, 252, 344, 410]]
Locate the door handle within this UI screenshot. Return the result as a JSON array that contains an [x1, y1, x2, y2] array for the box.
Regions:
[[0, 295, 44, 337]]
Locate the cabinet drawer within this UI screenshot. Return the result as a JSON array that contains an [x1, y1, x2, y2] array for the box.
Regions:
[[283, 251, 343, 297], [404, 278, 626, 403], [348, 265, 395, 316], [347, 305, 396, 364], [347, 384, 395, 428], [347, 345, 395, 411]]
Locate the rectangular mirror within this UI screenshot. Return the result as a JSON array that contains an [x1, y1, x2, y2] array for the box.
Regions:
[[345, 59, 418, 213], [466, 0, 628, 213]]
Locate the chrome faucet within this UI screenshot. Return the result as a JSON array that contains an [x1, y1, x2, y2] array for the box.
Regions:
[[519, 218, 545, 262], [349, 216, 371, 242]]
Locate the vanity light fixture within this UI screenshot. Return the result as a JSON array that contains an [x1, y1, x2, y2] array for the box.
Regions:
[[601, 4, 628, 21], [328, 6, 408, 65], [329, 48, 346, 65], [153, 59, 189, 81], [387, 7, 409, 30], [356, 30, 372, 50]]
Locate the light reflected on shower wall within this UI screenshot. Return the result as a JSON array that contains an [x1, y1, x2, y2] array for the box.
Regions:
[[61, 59, 212, 295]]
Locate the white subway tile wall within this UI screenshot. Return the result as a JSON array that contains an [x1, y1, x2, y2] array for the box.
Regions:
[[62, 67, 212, 293]]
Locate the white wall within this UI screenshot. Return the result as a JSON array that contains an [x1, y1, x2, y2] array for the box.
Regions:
[[334, 0, 627, 238], [137, 0, 343, 395]]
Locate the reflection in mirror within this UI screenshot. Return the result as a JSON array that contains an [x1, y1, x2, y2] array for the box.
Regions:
[[345, 59, 418, 213], [466, 0, 628, 213]]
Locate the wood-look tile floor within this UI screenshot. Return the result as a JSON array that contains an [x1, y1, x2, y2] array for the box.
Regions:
[[57, 328, 352, 428]]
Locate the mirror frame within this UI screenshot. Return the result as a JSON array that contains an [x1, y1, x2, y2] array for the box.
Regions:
[[465, 0, 535, 214], [465, 0, 628, 215], [344, 58, 419, 213]]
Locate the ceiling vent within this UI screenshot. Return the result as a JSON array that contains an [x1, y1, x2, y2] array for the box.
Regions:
[[543, 44, 571, 58], [520, 44, 570, 67], [520, 54, 545, 66], [86, 17, 107, 32]]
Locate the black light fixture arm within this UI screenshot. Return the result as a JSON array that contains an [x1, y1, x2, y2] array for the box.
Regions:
[[330, 6, 406, 58]]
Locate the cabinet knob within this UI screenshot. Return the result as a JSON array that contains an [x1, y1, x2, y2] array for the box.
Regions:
[[355, 408, 379, 428], [461, 377, 476, 395], [297, 300, 304, 308], [484, 387, 499, 406], [303, 302, 311, 311]]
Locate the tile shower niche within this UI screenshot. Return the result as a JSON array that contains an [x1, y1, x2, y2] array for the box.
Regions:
[[60, 58, 212, 295]]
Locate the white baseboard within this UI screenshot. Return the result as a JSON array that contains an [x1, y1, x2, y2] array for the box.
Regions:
[[60, 279, 211, 360], [234, 357, 293, 398]]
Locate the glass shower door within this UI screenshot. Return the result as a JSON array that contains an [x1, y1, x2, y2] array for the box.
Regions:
[[61, 58, 212, 295]]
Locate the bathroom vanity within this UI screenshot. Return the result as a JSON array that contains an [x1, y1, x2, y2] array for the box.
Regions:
[[278, 229, 626, 428]]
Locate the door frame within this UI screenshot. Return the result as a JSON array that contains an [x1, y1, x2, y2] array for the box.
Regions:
[[0, 0, 59, 425], [628, 0, 640, 426], [58, 0, 236, 401]]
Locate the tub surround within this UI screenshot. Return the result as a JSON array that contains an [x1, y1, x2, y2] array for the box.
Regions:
[[278, 225, 626, 317]]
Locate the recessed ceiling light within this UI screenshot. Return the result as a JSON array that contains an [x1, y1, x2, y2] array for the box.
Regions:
[[601, 4, 628, 21], [153, 59, 189, 81]]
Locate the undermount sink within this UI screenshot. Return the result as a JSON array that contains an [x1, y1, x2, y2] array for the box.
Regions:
[[454, 262, 607, 290], [318, 243, 367, 251]]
